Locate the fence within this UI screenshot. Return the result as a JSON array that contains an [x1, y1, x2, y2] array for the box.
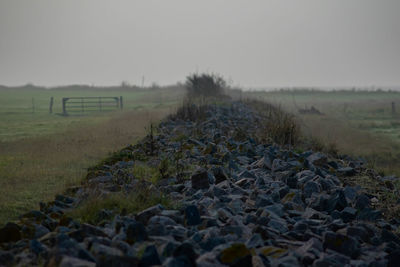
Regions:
[[61, 96, 123, 115]]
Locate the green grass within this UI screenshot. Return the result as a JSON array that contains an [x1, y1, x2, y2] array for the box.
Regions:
[[247, 90, 400, 175], [67, 189, 174, 225], [0, 86, 183, 142], [0, 86, 184, 225]]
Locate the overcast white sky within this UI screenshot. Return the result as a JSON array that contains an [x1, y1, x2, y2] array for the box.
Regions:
[[0, 0, 399, 88]]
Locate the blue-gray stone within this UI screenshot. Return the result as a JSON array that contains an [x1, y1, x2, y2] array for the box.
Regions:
[[323, 232, 360, 259], [140, 245, 161, 267], [126, 221, 147, 243], [185, 205, 201, 226], [357, 208, 382, 221], [338, 167, 356, 176], [355, 194, 370, 210], [303, 181, 321, 198], [30, 239, 46, 255], [341, 207, 357, 223], [200, 236, 226, 251]]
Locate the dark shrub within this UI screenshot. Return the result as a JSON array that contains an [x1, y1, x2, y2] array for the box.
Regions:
[[185, 73, 226, 98]]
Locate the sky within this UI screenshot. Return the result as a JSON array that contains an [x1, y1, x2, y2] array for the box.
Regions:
[[0, 0, 399, 88]]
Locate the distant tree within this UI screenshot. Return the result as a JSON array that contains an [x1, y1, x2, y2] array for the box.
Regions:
[[185, 73, 227, 98], [120, 81, 131, 88]]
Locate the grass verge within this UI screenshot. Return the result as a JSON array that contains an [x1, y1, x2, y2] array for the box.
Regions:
[[67, 188, 173, 225], [0, 108, 172, 226]]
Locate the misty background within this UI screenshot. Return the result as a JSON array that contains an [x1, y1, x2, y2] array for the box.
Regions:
[[0, 0, 399, 88]]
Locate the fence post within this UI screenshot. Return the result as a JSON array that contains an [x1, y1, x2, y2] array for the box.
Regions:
[[62, 98, 67, 115], [119, 96, 123, 110], [49, 97, 54, 114], [392, 102, 396, 115], [32, 98, 35, 114], [99, 97, 102, 112]]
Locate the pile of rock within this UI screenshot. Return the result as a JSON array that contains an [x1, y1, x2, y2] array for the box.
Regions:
[[1, 101, 400, 266]]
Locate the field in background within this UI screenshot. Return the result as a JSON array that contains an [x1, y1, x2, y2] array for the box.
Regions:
[[2, 86, 400, 224], [0, 85, 184, 142], [0, 86, 184, 225], [249, 90, 400, 175]]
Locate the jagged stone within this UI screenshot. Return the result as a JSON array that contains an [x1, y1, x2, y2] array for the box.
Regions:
[[323, 231, 360, 259], [140, 245, 161, 266], [0, 222, 21, 243], [135, 204, 163, 224], [218, 243, 252, 267], [125, 221, 147, 244], [185, 205, 201, 226], [191, 169, 211, 190]]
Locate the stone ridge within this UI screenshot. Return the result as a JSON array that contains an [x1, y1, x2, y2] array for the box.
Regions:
[[1, 101, 400, 266]]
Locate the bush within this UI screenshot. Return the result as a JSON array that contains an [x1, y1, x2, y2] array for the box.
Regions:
[[185, 73, 227, 98]]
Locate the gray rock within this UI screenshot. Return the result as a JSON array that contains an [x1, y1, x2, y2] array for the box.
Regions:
[[59, 256, 96, 267], [256, 195, 274, 207], [0, 222, 21, 243], [338, 167, 356, 176], [125, 221, 147, 244], [347, 226, 369, 243], [313, 252, 351, 267], [246, 234, 264, 248], [30, 239, 47, 256], [136, 204, 164, 224], [343, 186, 358, 201], [357, 208, 382, 221], [303, 181, 321, 198], [239, 170, 256, 179], [172, 242, 198, 266], [253, 156, 272, 170], [272, 159, 290, 172], [268, 218, 288, 233], [307, 152, 327, 166], [90, 242, 123, 257], [0, 250, 14, 265], [89, 176, 113, 184], [185, 205, 202, 226], [355, 194, 370, 210], [34, 224, 50, 239], [341, 207, 357, 223], [387, 249, 400, 267], [323, 231, 360, 258], [140, 245, 161, 266], [326, 190, 348, 212], [191, 169, 211, 190], [211, 167, 229, 184], [265, 204, 285, 218]]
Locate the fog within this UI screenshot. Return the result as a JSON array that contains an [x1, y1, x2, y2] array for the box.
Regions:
[[0, 0, 399, 88]]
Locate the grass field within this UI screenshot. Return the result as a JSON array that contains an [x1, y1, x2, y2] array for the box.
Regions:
[[249, 90, 400, 175], [0, 85, 184, 142], [0, 85, 184, 225], [2, 86, 400, 224]]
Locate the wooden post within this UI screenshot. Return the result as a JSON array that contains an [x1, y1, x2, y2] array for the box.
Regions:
[[119, 96, 123, 110], [62, 98, 67, 115], [81, 98, 84, 113], [49, 97, 54, 114], [392, 102, 396, 115], [99, 97, 102, 112]]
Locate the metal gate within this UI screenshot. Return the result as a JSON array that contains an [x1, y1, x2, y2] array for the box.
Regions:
[[62, 96, 123, 115]]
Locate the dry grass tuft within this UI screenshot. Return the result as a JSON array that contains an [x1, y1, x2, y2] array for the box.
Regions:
[[67, 188, 173, 225], [245, 99, 301, 146]]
